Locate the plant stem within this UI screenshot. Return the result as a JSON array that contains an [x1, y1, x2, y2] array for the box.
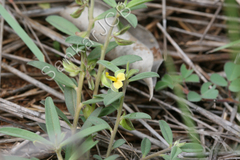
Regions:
[[72, 52, 85, 134], [93, 14, 119, 96], [85, 0, 95, 37], [56, 149, 63, 160], [106, 80, 128, 157], [140, 147, 172, 160]]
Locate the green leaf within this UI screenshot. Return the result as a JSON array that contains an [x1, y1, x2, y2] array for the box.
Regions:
[[127, 69, 139, 79], [111, 55, 142, 66], [159, 120, 173, 145], [200, 82, 212, 94], [46, 15, 80, 36], [0, 127, 51, 145], [64, 144, 74, 160], [88, 41, 118, 61], [0, 5, 44, 62], [200, 83, 219, 99], [53, 41, 61, 51], [129, 72, 159, 82], [180, 143, 203, 153], [69, 136, 98, 160], [103, 0, 117, 7], [81, 108, 103, 131], [55, 107, 71, 127], [87, 116, 112, 131], [224, 62, 240, 81], [210, 73, 228, 86], [124, 112, 151, 120], [126, 0, 152, 8], [120, 118, 135, 130], [122, 13, 138, 28], [162, 74, 174, 89], [66, 45, 84, 58], [61, 124, 109, 147], [83, 97, 103, 105], [65, 35, 102, 48], [114, 36, 135, 46], [161, 155, 171, 160], [98, 105, 117, 117], [70, 7, 85, 18], [95, 8, 117, 20], [45, 97, 61, 143], [28, 61, 76, 88], [155, 81, 169, 91], [97, 60, 120, 72], [93, 155, 103, 160], [187, 91, 201, 102], [104, 92, 123, 106], [208, 39, 240, 53], [229, 78, 240, 92], [141, 137, 151, 157], [64, 87, 77, 117], [185, 74, 199, 83], [170, 146, 182, 159], [114, 24, 131, 36], [130, 3, 147, 10], [104, 155, 120, 160], [112, 139, 126, 149], [180, 64, 193, 79]]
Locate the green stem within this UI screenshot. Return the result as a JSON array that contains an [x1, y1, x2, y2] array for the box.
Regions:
[[72, 103, 84, 134], [56, 149, 63, 160], [106, 80, 128, 157], [140, 147, 172, 160], [85, 0, 95, 37], [93, 14, 120, 96]]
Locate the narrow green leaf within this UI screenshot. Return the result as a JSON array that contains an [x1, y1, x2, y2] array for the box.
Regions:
[[46, 15, 80, 36], [83, 97, 103, 105], [130, 3, 147, 10], [210, 73, 228, 86], [104, 155, 120, 160], [45, 97, 61, 143], [93, 155, 103, 160], [0, 127, 51, 145], [208, 39, 240, 53], [127, 0, 152, 8], [95, 8, 117, 20], [224, 62, 240, 81], [141, 137, 151, 157], [66, 35, 102, 48], [87, 116, 112, 131], [170, 146, 182, 159], [161, 155, 171, 160], [122, 13, 138, 28], [55, 107, 71, 127], [64, 86, 77, 117], [187, 91, 201, 102], [81, 108, 103, 130], [155, 81, 169, 91], [103, 0, 117, 8], [98, 105, 117, 117], [97, 60, 120, 72], [129, 72, 159, 82], [112, 139, 126, 149], [120, 118, 135, 130], [104, 92, 123, 106], [64, 144, 74, 160], [159, 120, 173, 145], [124, 112, 151, 120], [61, 124, 108, 147], [185, 74, 199, 83], [162, 74, 174, 89], [111, 55, 142, 66], [0, 5, 44, 61], [69, 136, 98, 160], [28, 61, 76, 88], [87, 41, 118, 61], [66, 45, 84, 58], [229, 78, 240, 92], [180, 143, 203, 153], [127, 69, 139, 79]]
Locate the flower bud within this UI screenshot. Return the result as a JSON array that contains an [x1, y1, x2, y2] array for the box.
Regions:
[[62, 59, 81, 77], [113, 36, 135, 46]]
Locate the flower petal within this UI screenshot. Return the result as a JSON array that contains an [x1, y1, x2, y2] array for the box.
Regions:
[[113, 80, 123, 89], [106, 72, 117, 81], [117, 73, 125, 81]]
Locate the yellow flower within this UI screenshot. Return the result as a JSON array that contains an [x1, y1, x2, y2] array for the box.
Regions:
[[106, 72, 125, 89]]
